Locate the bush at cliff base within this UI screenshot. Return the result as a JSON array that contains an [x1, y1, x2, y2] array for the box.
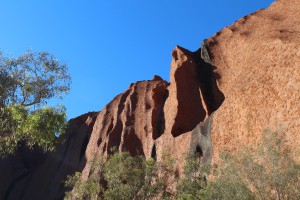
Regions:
[[65, 128, 300, 200], [207, 128, 300, 200]]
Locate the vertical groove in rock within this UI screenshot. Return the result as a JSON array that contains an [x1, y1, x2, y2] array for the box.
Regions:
[[181, 41, 224, 165], [194, 42, 225, 115], [151, 83, 169, 140], [120, 83, 141, 155], [164, 46, 206, 137], [106, 89, 131, 154]]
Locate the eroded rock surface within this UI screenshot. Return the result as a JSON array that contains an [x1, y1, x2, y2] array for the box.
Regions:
[[165, 45, 224, 137], [81, 77, 169, 179]]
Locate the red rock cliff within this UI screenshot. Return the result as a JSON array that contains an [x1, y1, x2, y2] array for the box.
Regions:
[[207, 0, 300, 161], [0, 0, 299, 199]]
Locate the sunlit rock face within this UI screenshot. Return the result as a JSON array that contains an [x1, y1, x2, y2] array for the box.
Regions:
[[81, 77, 170, 180], [206, 0, 300, 161], [79, 40, 226, 180], [1, 0, 299, 199]]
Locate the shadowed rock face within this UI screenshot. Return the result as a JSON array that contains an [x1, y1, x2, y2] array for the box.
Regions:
[[165, 45, 224, 137], [1, 0, 299, 198], [0, 112, 97, 200]]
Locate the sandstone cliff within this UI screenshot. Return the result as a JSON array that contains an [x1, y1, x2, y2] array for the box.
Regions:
[[0, 0, 299, 199]]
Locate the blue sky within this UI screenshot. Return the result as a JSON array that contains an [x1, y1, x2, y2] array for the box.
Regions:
[[0, 0, 274, 119]]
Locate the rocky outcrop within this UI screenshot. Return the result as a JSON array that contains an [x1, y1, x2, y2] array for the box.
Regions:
[[164, 46, 207, 137], [81, 44, 225, 180], [0, 0, 299, 199], [80, 77, 170, 180], [165, 45, 224, 137]]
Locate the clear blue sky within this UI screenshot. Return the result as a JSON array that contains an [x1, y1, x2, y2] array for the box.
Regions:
[[0, 0, 274, 119]]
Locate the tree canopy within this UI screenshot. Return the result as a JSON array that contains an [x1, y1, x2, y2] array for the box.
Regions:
[[0, 50, 71, 156], [0, 50, 70, 108]]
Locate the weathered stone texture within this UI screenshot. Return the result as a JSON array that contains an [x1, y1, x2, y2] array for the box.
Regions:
[[206, 0, 300, 161]]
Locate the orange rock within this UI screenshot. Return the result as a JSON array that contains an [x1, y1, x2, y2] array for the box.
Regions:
[[207, 0, 300, 161], [1, 0, 299, 198], [81, 78, 169, 180], [164, 46, 206, 137]]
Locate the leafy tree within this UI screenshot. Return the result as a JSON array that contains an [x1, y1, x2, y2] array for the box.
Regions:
[[0, 50, 71, 156], [104, 151, 145, 200], [239, 128, 300, 200], [206, 176, 255, 200], [156, 151, 178, 199], [104, 151, 176, 200], [0, 50, 70, 108]]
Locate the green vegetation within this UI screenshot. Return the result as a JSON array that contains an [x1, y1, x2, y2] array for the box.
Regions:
[[176, 153, 208, 199], [65, 151, 176, 200], [0, 50, 71, 156], [65, 157, 105, 200], [65, 128, 300, 200], [207, 128, 300, 200]]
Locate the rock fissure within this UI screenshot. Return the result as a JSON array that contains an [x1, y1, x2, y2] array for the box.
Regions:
[[165, 41, 224, 137]]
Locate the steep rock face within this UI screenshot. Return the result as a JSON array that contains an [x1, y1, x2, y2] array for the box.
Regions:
[[206, 0, 300, 160], [158, 45, 224, 170], [164, 46, 207, 137], [165, 45, 224, 137], [80, 45, 225, 179], [82, 77, 169, 179], [0, 112, 97, 200]]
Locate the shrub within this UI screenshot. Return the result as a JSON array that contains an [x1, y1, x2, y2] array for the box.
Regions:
[[208, 128, 300, 200], [65, 151, 176, 200]]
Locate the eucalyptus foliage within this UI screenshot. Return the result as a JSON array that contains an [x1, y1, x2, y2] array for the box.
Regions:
[[0, 50, 70, 156], [0, 104, 67, 156], [0, 50, 71, 108]]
